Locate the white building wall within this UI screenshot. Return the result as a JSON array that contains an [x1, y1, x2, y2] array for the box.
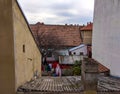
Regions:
[[93, 0, 120, 77], [59, 56, 81, 64], [56, 49, 69, 56], [71, 46, 87, 56]]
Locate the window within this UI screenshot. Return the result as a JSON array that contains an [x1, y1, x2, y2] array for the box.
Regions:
[[23, 44, 25, 53], [80, 52, 83, 55], [73, 52, 76, 55], [69, 51, 72, 55]]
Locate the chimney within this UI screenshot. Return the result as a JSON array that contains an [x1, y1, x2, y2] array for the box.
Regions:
[[41, 22, 44, 25], [87, 22, 89, 25], [36, 22, 40, 25]]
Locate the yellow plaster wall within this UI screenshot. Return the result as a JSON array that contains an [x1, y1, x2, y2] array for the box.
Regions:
[[12, 0, 41, 90], [0, 0, 15, 94], [81, 30, 92, 45], [0, 0, 41, 93]]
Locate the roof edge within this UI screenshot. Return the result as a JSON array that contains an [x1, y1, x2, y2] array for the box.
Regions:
[[15, 0, 42, 53]]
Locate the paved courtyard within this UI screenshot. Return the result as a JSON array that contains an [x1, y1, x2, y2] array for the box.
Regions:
[[17, 76, 120, 94]]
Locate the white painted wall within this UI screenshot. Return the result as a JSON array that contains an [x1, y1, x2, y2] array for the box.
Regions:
[[55, 49, 69, 56], [93, 0, 120, 77], [69, 44, 87, 55], [59, 56, 81, 64], [70, 46, 87, 56]]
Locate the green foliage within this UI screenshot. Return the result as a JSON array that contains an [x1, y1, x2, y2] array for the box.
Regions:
[[61, 60, 82, 76], [73, 60, 82, 67], [73, 66, 81, 75], [72, 60, 82, 75]]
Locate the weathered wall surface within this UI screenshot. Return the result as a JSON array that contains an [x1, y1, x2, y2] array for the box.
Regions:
[[82, 31, 92, 45], [0, 0, 15, 94], [59, 56, 81, 64], [70, 46, 87, 56], [0, 0, 42, 93], [13, 0, 41, 89], [93, 0, 120, 77]]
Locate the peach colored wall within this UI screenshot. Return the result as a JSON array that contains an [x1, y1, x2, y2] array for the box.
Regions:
[[81, 30, 92, 45], [13, 0, 41, 89], [0, 0, 41, 94], [0, 0, 15, 94]]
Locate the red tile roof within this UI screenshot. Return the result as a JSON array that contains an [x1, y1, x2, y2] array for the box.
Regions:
[[98, 62, 110, 73], [30, 22, 83, 47], [90, 58, 110, 73], [80, 22, 93, 31]]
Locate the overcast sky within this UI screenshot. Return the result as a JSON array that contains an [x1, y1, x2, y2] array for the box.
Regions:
[[18, 0, 94, 25]]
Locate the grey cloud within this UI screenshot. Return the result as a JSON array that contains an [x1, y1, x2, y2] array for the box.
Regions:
[[55, 11, 75, 17], [18, 0, 94, 25], [50, 3, 72, 10], [67, 16, 93, 25]]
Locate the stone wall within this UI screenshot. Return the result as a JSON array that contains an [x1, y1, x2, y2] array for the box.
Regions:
[[81, 58, 98, 94], [93, 0, 120, 77]]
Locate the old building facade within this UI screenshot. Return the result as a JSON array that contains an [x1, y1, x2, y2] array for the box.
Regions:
[[80, 22, 93, 45], [30, 22, 83, 61], [0, 0, 41, 94], [30, 22, 83, 48], [93, 0, 120, 77], [80, 22, 93, 58]]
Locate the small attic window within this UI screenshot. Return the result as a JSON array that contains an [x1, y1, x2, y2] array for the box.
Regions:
[[23, 44, 25, 53]]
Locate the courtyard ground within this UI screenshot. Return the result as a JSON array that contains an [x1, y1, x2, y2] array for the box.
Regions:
[[17, 76, 120, 94]]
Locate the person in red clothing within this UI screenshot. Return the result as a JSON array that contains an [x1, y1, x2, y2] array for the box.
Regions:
[[52, 61, 59, 76], [52, 61, 58, 69]]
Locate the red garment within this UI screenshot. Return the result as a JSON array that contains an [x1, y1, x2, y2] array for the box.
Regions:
[[41, 65, 44, 71], [52, 62, 59, 69]]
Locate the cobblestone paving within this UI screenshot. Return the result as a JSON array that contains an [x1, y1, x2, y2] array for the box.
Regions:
[[18, 76, 120, 93]]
